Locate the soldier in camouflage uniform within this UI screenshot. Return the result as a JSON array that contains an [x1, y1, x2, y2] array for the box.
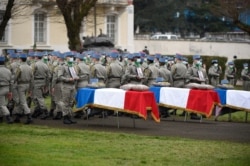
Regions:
[[124, 53, 144, 84], [225, 61, 237, 86], [75, 53, 90, 89], [7, 53, 20, 116], [158, 57, 173, 85], [121, 53, 134, 85], [31, 52, 51, 119], [143, 55, 159, 86], [158, 57, 173, 118], [90, 53, 107, 85], [47, 51, 60, 117], [241, 63, 250, 91], [168, 54, 187, 116], [171, 54, 187, 88], [186, 55, 208, 84], [13, 53, 33, 124], [0, 56, 13, 124], [87, 53, 108, 118], [74, 52, 90, 118], [186, 55, 209, 119], [51, 52, 64, 120], [58, 53, 78, 124], [208, 59, 222, 86], [106, 52, 124, 88]]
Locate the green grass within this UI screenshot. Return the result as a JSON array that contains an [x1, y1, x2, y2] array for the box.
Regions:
[[0, 124, 249, 166]]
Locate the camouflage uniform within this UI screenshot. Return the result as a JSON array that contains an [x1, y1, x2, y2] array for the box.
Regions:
[[208, 62, 222, 86], [51, 57, 64, 120], [186, 55, 208, 119], [171, 61, 187, 88], [124, 61, 143, 84], [241, 64, 250, 91], [186, 64, 208, 84], [158, 63, 173, 85], [58, 58, 78, 124], [143, 58, 159, 86], [0, 57, 13, 124], [106, 58, 124, 88], [90, 59, 107, 85], [13, 54, 33, 124], [225, 62, 237, 86], [75, 57, 90, 89], [31, 56, 51, 119], [7, 55, 20, 115], [47, 54, 58, 115]]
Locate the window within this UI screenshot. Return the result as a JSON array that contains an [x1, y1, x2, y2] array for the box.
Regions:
[[34, 12, 47, 44], [0, 12, 8, 43], [107, 15, 117, 43]]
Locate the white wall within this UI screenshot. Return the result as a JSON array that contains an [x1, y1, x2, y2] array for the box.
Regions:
[[134, 40, 250, 61]]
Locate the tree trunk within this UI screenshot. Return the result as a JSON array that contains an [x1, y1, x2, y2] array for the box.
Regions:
[[0, 0, 15, 40], [56, 0, 98, 52]]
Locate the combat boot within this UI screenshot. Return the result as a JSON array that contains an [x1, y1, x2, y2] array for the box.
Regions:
[[14, 114, 21, 123], [32, 107, 42, 118], [6, 115, 13, 124], [53, 112, 62, 120], [49, 109, 54, 117], [63, 115, 72, 124], [24, 114, 33, 124], [68, 116, 77, 124], [40, 109, 49, 120]]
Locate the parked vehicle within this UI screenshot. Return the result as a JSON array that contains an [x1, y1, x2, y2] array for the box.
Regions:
[[150, 34, 179, 40]]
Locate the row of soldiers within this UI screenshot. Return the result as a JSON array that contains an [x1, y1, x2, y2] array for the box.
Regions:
[[0, 50, 249, 124]]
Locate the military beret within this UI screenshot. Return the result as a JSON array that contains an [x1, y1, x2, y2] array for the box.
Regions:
[[133, 52, 141, 58], [19, 53, 27, 58], [147, 55, 155, 61], [33, 52, 42, 57], [64, 51, 76, 58], [175, 53, 183, 60], [108, 52, 119, 58], [27, 52, 34, 57], [140, 51, 146, 57], [159, 57, 167, 63], [91, 53, 101, 59], [155, 53, 161, 59], [42, 51, 48, 56], [58, 52, 64, 59], [127, 53, 134, 60], [75, 53, 84, 60], [9, 53, 18, 59], [193, 55, 201, 60], [0, 56, 5, 62]]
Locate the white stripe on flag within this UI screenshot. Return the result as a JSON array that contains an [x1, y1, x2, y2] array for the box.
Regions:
[[159, 87, 190, 109], [94, 88, 126, 109], [227, 90, 250, 109]]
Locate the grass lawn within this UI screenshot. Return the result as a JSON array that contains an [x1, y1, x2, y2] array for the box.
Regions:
[[0, 124, 250, 166]]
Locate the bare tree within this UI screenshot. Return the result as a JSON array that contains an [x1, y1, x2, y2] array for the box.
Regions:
[[0, 0, 15, 40], [56, 0, 98, 51], [209, 0, 250, 34]]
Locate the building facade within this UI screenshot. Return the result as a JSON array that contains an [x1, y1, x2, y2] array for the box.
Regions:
[[0, 0, 134, 54]]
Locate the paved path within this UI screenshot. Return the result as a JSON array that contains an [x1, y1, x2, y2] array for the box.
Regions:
[[30, 115, 250, 143]]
